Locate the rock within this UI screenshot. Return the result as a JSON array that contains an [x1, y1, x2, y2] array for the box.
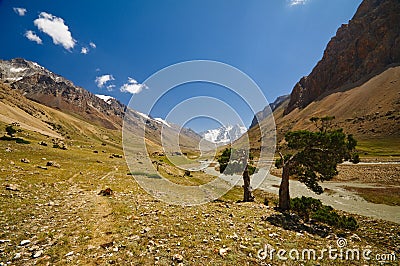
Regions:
[[172, 254, 183, 263], [65, 251, 74, 257], [46, 161, 60, 168], [284, 0, 400, 115], [350, 233, 362, 242], [13, 253, 21, 260], [5, 184, 19, 191], [5, 147, 12, 152], [100, 241, 113, 249], [21, 158, 30, 163], [98, 188, 113, 196], [38, 141, 48, 146], [32, 250, 43, 258], [142, 227, 151, 233], [37, 166, 48, 170], [0, 240, 11, 243], [20, 240, 31, 246], [219, 247, 230, 257]]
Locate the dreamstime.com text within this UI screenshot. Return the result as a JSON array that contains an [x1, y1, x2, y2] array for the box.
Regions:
[[257, 238, 396, 262]]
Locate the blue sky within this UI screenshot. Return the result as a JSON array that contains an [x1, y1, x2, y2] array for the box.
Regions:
[[0, 0, 362, 132]]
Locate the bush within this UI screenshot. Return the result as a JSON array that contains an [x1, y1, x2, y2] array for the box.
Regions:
[[290, 196, 358, 230], [5, 125, 16, 137], [15, 138, 30, 144]]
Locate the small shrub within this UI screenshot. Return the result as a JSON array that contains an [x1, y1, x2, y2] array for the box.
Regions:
[[15, 138, 30, 144], [5, 125, 16, 137], [290, 196, 358, 230]]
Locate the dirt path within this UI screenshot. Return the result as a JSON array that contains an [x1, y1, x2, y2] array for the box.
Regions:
[[206, 167, 400, 224]]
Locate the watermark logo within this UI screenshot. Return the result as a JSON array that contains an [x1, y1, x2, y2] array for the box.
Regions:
[[257, 238, 396, 262]]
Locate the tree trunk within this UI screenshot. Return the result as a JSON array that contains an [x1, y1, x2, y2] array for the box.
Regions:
[[278, 165, 290, 211], [243, 165, 254, 202]]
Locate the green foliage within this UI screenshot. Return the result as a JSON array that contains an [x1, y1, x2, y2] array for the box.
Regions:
[[217, 148, 257, 175], [276, 117, 359, 194], [290, 197, 358, 230], [15, 138, 30, 144], [5, 125, 16, 137], [290, 196, 323, 220], [312, 206, 358, 231]]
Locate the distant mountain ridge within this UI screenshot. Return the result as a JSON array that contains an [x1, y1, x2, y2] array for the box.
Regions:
[[200, 124, 247, 145], [249, 94, 289, 128], [284, 0, 400, 115]]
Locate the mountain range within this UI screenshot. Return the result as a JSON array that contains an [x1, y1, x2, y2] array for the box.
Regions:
[[199, 124, 247, 146], [0, 58, 210, 155]]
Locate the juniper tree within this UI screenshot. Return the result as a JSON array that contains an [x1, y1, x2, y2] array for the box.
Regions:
[[218, 148, 257, 202], [275, 116, 359, 211]]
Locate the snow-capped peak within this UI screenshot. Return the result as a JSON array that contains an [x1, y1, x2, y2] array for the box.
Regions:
[[200, 124, 247, 145], [95, 94, 115, 104], [154, 118, 171, 127]]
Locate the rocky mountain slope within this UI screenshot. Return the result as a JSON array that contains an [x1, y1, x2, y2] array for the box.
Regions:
[[237, 0, 400, 156], [0, 58, 125, 130], [0, 58, 206, 153], [249, 94, 289, 128], [200, 124, 247, 145], [284, 0, 400, 115]]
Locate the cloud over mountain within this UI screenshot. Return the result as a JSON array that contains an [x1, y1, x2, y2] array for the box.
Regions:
[[34, 12, 76, 50], [120, 77, 147, 94]]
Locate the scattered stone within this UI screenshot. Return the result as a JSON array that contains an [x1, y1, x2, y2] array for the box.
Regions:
[[5, 184, 19, 191], [21, 158, 30, 163], [112, 246, 119, 252], [350, 233, 361, 242], [46, 161, 60, 168], [37, 166, 48, 170], [100, 241, 114, 249], [5, 147, 12, 152], [65, 251, 74, 257], [0, 240, 11, 243], [38, 141, 48, 146], [20, 240, 30, 246], [219, 247, 230, 257], [32, 250, 43, 258], [142, 227, 151, 233], [13, 253, 21, 260], [172, 254, 183, 263], [98, 188, 113, 196]]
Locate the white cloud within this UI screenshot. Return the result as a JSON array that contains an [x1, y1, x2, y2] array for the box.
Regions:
[[13, 7, 27, 16], [289, 0, 308, 6], [34, 12, 76, 50], [81, 47, 89, 54], [95, 74, 115, 88], [24, 30, 42, 44], [120, 77, 147, 94], [89, 42, 96, 49]]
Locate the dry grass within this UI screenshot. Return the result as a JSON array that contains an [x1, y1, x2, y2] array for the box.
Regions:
[[0, 123, 399, 265]]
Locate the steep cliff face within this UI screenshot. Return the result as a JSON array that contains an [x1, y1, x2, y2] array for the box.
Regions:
[[284, 0, 400, 115]]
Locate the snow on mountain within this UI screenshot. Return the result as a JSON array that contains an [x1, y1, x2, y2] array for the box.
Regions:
[[200, 124, 247, 145], [95, 94, 115, 104], [154, 118, 171, 127]]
